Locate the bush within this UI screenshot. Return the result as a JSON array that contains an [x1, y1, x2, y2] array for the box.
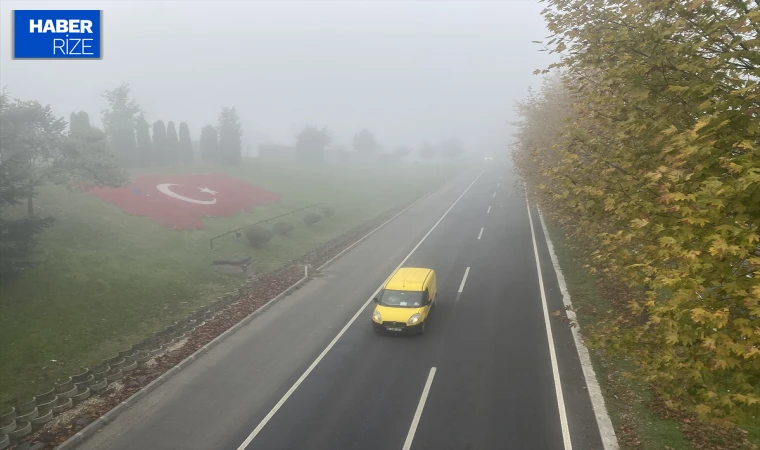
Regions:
[[321, 206, 335, 218], [244, 225, 274, 247], [273, 221, 295, 235], [303, 213, 322, 226]]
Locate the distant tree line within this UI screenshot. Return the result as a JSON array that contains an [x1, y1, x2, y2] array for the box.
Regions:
[[289, 125, 466, 165], [1, 80, 464, 282], [15, 80, 462, 172], [102, 83, 243, 168]]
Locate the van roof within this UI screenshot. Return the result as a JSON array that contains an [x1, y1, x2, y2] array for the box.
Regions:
[[384, 267, 433, 291]]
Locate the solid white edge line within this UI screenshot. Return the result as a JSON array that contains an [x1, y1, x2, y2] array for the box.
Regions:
[[525, 195, 573, 450], [458, 267, 470, 294], [316, 186, 441, 272], [537, 208, 620, 450], [487, 205, 491, 214], [401, 367, 437, 450], [477, 227, 484, 240], [236, 171, 483, 450]]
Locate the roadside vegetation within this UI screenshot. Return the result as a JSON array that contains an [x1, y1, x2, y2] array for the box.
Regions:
[[545, 223, 759, 448], [0, 82, 464, 410], [0, 160, 451, 410], [513, 0, 759, 447]]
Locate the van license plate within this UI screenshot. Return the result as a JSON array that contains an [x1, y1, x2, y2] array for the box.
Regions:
[[387, 327, 403, 332]]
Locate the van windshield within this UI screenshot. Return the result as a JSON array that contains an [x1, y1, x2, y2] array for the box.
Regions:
[[379, 290, 424, 308]]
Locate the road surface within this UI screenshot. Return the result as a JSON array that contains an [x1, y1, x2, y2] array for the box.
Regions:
[[77, 165, 606, 450]]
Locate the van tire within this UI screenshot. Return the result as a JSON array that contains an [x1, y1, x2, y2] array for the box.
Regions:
[[419, 321, 426, 335]]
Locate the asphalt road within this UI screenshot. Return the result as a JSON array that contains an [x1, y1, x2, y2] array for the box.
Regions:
[[76, 165, 605, 450]]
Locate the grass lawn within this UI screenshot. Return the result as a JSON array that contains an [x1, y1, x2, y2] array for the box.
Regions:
[[0, 160, 459, 409]]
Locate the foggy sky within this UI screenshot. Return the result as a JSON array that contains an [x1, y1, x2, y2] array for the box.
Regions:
[[0, 0, 554, 156]]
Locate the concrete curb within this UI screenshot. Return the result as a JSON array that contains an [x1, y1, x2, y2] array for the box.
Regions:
[[55, 269, 310, 450]]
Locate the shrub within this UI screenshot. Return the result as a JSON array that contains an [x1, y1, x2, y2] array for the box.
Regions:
[[244, 225, 274, 247], [303, 213, 322, 226], [321, 206, 335, 218], [273, 221, 295, 235]]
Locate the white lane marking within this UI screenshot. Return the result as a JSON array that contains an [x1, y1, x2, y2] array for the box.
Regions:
[[458, 267, 470, 294], [487, 205, 491, 214], [493, 191, 496, 198], [525, 196, 573, 450], [477, 227, 484, 240], [236, 172, 483, 450], [317, 184, 442, 271], [497, 182, 500, 187], [402, 367, 437, 450], [537, 209, 620, 449]]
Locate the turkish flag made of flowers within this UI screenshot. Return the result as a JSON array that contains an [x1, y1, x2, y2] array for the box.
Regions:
[[87, 173, 280, 230]]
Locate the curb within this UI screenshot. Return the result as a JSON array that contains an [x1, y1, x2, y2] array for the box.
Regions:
[[55, 269, 310, 450]]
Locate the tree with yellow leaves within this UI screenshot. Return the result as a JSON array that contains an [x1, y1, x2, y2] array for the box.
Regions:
[[514, 0, 759, 424]]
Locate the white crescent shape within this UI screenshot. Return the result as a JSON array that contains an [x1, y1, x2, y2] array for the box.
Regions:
[[156, 183, 217, 205]]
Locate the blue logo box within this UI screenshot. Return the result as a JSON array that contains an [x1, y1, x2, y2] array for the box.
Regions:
[[13, 10, 102, 59]]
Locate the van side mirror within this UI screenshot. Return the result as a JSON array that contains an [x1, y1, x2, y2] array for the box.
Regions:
[[373, 297, 379, 303]]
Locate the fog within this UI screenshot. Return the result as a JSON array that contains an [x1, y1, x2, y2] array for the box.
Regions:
[[0, 0, 554, 157]]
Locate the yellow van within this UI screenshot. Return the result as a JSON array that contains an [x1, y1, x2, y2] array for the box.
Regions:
[[371, 267, 437, 335]]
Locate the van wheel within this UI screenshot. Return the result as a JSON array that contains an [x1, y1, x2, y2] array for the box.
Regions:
[[419, 321, 426, 335]]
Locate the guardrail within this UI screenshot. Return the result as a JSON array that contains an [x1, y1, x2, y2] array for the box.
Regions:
[[209, 202, 323, 249]]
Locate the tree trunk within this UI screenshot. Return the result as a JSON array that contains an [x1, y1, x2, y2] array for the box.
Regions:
[[27, 178, 34, 217]]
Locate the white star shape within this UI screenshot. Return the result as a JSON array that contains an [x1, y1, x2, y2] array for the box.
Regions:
[[198, 187, 218, 195]]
